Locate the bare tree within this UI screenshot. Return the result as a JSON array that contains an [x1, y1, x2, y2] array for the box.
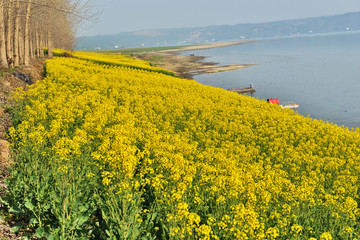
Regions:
[[0, 0, 8, 68], [5, 0, 14, 66], [23, 0, 32, 65], [0, 0, 100, 67], [13, 0, 21, 66]]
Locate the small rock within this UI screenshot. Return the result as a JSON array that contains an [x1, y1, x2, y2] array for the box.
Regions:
[[12, 72, 32, 84]]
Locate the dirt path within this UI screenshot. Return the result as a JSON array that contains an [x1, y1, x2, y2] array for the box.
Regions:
[[0, 58, 46, 239]]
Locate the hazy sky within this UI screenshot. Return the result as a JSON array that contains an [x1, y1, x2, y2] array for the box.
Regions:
[[78, 0, 360, 37]]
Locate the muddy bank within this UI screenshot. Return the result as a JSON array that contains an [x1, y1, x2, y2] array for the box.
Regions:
[[136, 41, 257, 79]]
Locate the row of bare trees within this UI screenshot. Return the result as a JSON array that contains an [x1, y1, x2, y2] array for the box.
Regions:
[[0, 0, 98, 68]]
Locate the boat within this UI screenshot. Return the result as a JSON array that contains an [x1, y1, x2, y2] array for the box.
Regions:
[[228, 87, 255, 94], [267, 98, 299, 109], [280, 103, 300, 109]]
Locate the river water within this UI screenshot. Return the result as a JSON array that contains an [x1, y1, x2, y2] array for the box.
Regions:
[[185, 31, 360, 129]]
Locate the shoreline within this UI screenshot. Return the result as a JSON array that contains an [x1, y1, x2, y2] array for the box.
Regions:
[[135, 40, 256, 79]]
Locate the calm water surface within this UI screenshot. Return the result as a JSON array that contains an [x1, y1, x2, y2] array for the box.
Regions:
[[186, 32, 360, 129]]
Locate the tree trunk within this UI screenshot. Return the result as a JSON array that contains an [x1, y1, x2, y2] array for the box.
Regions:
[[6, 0, 13, 66], [24, 0, 32, 65], [19, 25, 24, 64], [35, 29, 39, 57], [47, 30, 53, 58], [30, 32, 34, 59], [39, 31, 44, 57], [0, 0, 9, 68], [13, 0, 20, 66]]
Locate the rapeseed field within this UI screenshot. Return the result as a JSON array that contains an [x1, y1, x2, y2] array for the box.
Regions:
[[3, 51, 360, 239]]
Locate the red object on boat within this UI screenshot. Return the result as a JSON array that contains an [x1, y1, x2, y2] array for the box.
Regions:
[[267, 98, 279, 104]]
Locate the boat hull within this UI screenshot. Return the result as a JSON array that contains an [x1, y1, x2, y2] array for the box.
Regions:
[[281, 104, 300, 109], [228, 87, 255, 94]]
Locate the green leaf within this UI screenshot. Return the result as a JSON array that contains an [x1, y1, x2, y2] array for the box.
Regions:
[[9, 206, 23, 215], [21, 235, 30, 240], [132, 228, 141, 239], [150, 212, 157, 221], [43, 203, 51, 211], [79, 214, 89, 225], [72, 199, 80, 209], [24, 201, 35, 211], [78, 204, 89, 212], [29, 217, 39, 224], [48, 234, 60, 240], [10, 225, 20, 233], [35, 227, 46, 238], [0, 197, 9, 205], [10, 223, 24, 233]]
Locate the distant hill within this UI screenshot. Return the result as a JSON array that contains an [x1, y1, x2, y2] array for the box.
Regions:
[[75, 11, 360, 51]]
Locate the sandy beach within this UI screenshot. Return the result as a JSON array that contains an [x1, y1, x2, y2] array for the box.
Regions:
[[135, 41, 256, 79]]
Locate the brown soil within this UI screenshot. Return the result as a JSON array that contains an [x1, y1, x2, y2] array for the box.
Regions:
[[0, 58, 46, 239], [136, 41, 257, 79]]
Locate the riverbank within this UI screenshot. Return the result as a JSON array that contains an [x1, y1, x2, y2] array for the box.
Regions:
[[134, 41, 256, 79]]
